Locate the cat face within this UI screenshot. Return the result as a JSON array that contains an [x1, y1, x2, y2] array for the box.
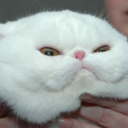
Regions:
[[0, 10, 128, 123]]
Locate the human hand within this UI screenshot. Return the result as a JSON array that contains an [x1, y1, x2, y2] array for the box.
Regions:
[[59, 94, 128, 128], [0, 104, 47, 128]]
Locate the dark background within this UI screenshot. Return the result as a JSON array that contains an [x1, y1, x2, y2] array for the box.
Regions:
[[0, 0, 104, 23]]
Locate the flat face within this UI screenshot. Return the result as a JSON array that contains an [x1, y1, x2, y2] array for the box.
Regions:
[[0, 10, 128, 123]]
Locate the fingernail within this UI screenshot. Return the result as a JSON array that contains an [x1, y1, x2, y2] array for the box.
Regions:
[[80, 94, 93, 101], [58, 118, 73, 128]]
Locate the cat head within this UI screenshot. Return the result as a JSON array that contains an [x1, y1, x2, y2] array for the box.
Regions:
[[0, 10, 128, 123]]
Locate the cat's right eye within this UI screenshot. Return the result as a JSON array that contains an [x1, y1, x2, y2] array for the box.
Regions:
[[40, 47, 59, 56], [94, 46, 110, 53]]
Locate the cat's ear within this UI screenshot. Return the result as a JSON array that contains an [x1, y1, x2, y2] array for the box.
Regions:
[[0, 22, 16, 38]]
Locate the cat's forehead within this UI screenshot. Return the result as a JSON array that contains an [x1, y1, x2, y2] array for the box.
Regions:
[[12, 10, 127, 51]]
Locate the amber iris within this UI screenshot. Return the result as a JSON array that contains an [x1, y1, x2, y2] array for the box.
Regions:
[[94, 46, 110, 53], [40, 48, 59, 56]]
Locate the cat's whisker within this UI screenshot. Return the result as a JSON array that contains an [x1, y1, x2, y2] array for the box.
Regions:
[[93, 5, 98, 16], [50, 57, 59, 65], [99, 9, 106, 18], [105, 6, 128, 20], [36, 0, 51, 11], [39, 83, 48, 91]]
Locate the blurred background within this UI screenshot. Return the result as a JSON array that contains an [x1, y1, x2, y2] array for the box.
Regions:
[[0, 0, 104, 22]]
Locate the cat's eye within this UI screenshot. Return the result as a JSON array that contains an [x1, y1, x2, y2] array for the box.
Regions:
[[94, 46, 110, 53], [40, 48, 59, 56]]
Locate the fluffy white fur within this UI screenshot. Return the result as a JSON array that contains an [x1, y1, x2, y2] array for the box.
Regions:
[[0, 10, 128, 127]]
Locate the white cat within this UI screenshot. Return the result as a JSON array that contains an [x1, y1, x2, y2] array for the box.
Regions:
[[0, 10, 128, 128]]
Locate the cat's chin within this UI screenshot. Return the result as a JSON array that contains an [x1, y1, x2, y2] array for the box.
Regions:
[[76, 68, 91, 77]]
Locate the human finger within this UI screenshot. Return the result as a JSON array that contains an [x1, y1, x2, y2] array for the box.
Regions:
[[59, 118, 101, 128], [82, 94, 128, 115], [0, 116, 47, 128], [79, 106, 128, 128]]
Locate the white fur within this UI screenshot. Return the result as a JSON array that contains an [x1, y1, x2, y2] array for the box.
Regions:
[[0, 10, 128, 127]]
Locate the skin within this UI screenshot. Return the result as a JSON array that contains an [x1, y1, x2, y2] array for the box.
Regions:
[[105, 0, 128, 37], [1, 0, 128, 128], [60, 95, 128, 128]]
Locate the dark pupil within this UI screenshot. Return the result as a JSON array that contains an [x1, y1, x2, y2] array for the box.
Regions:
[[99, 47, 106, 52], [45, 49, 54, 56]]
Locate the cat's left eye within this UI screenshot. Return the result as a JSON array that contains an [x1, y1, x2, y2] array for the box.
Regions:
[[40, 48, 59, 56], [94, 46, 110, 53]]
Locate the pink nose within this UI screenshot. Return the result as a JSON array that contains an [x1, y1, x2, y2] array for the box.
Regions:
[[75, 51, 85, 60]]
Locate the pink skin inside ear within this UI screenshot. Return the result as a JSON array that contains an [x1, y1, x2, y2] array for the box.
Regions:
[[75, 51, 85, 60]]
